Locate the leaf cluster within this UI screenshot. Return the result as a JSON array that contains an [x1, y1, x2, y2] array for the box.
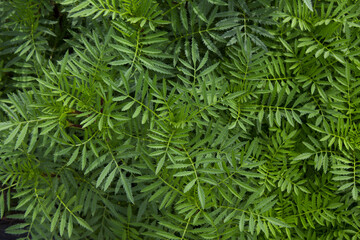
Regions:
[[1, 0, 360, 239]]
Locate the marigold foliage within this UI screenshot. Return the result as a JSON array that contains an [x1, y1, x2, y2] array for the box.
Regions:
[[1, 0, 360, 239]]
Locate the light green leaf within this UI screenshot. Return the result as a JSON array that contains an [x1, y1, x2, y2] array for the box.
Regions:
[[279, 38, 293, 52], [302, 0, 313, 11], [132, 105, 142, 118], [98, 115, 104, 131], [81, 145, 87, 170], [81, 114, 98, 128], [249, 214, 255, 234], [111, 44, 134, 54], [258, 108, 264, 123], [228, 121, 237, 130], [225, 91, 246, 100], [275, 108, 281, 126], [68, 215, 73, 238], [0, 193, 4, 218], [120, 171, 134, 203], [285, 110, 294, 126], [293, 153, 313, 161], [0, 122, 15, 132], [96, 162, 113, 188], [113, 96, 128, 101], [156, 156, 166, 175], [352, 186, 358, 200], [332, 52, 345, 64], [15, 123, 29, 149], [197, 51, 209, 70], [192, 38, 199, 65], [4, 124, 21, 145], [198, 62, 219, 77], [239, 212, 245, 232], [266, 217, 291, 228], [149, 186, 167, 202], [104, 168, 117, 191], [60, 211, 67, 236], [28, 127, 38, 153], [180, 6, 188, 31], [67, 147, 80, 166], [184, 179, 197, 193], [51, 207, 61, 232], [173, 171, 194, 177], [76, 217, 93, 231], [122, 101, 135, 111], [306, 45, 318, 54], [198, 184, 205, 209]]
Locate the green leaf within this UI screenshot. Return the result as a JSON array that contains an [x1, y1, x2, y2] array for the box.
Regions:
[[51, 207, 61, 232], [60, 211, 67, 236], [173, 171, 194, 177], [0, 122, 15, 132], [67, 147, 80, 166], [0, 193, 4, 218], [37, 79, 57, 90], [275, 108, 281, 126], [149, 186, 167, 202], [113, 96, 128, 101], [225, 91, 246, 100], [120, 171, 134, 203], [15, 123, 28, 149], [80, 114, 98, 128], [55, 147, 73, 156], [81, 145, 87, 170], [39, 122, 58, 135], [352, 186, 358, 200], [197, 51, 209, 70], [141, 180, 162, 193], [68, 215, 73, 238], [132, 105, 142, 118], [266, 217, 291, 228], [104, 168, 117, 191], [239, 212, 245, 232], [249, 214, 255, 234], [122, 101, 135, 111], [156, 231, 180, 239], [285, 110, 294, 127], [198, 62, 219, 77], [279, 38, 293, 52], [69, 1, 90, 13], [184, 179, 197, 193], [338, 182, 353, 191], [302, 0, 313, 11], [180, 6, 188, 31], [4, 124, 21, 145], [332, 53, 345, 64], [198, 184, 205, 209], [293, 153, 313, 161], [28, 127, 38, 153], [228, 121, 237, 130], [155, 155, 166, 174], [201, 34, 221, 56], [111, 44, 134, 54], [233, 179, 257, 192], [306, 45, 317, 54], [60, 51, 69, 76], [76, 217, 93, 232], [315, 48, 324, 58], [98, 115, 104, 131], [96, 162, 113, 188]]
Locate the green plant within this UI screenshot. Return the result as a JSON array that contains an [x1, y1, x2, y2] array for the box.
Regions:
[[1, 0, 360, 239]]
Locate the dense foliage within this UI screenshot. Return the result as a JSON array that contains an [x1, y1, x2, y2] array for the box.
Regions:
[[1, 0, 360, 239]]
